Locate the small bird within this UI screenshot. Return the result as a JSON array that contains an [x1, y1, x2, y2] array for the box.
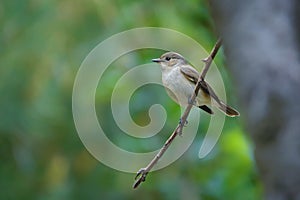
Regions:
[[152, 52, 239, 117]]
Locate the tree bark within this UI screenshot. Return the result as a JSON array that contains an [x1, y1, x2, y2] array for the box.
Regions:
[[210, 0, 300, 199]]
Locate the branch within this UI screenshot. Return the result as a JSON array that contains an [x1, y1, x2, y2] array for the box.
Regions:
[[133, 38, 223, 189]]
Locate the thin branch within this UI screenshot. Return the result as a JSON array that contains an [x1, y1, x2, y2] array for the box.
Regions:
[[133, 38, 223, 189], [200, 38, 222, 80]]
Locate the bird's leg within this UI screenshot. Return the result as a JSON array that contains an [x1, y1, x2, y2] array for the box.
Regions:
[[179, 118, 188, 126], [188, 97, 195, 105]]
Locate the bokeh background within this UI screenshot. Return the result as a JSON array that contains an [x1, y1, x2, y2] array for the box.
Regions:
[[1, 0, 262, 199]]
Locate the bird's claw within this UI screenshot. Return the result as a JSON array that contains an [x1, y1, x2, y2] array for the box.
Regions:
[[188, 97, 195, 105], [179, 118, 188, 127]]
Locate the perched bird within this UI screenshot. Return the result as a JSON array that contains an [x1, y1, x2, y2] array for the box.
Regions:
[[152, 52, 239, 117]]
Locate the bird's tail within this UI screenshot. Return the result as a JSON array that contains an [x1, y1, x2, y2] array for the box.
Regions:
[[217, 101, 240, 117]]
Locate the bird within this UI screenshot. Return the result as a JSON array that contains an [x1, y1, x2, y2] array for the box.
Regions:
[[152, 52, 239, 117]]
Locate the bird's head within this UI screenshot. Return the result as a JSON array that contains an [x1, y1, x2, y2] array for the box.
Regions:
[[152, 52, 187, 70]]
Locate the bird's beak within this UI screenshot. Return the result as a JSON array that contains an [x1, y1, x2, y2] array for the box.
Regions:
[[152, 58, 163, 63]]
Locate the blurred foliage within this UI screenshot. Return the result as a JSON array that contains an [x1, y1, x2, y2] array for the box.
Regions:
[[0, 0, 262, 199]]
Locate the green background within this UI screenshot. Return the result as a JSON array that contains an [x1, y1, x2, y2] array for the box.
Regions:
[[1, 0, 262, 199]]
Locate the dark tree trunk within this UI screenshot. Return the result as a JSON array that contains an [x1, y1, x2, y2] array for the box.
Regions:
[[210, 0, 300, 199]]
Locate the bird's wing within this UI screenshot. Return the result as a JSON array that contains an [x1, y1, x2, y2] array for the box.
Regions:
[[180, 66, 221, 104], [180, 65, 199, 84], [199, 80, 221, 104]]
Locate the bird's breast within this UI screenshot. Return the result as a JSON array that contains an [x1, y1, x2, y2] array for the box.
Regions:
[[162, 68, 195, 106]]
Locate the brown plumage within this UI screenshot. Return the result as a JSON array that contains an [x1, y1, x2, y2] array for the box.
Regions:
[[153, 52, 240, 117]]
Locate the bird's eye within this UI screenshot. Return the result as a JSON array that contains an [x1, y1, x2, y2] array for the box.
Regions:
[[165, 57, 171, 61]]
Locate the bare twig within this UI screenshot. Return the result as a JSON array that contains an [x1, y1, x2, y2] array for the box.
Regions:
[[133, 38, 223, 189]]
